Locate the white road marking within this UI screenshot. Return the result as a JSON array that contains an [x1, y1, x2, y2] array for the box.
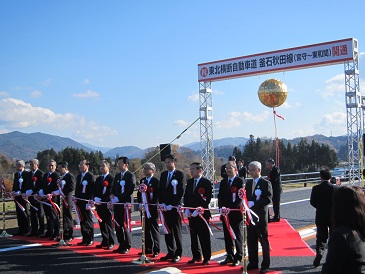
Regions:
[[0, 243, 42, 253]]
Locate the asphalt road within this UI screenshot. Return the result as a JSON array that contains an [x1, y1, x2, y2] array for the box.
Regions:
[[0, 186, 324, 273]]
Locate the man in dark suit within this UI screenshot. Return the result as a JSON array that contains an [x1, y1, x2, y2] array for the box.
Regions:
[[94, 160, 114, 249], [158, 154, 185, 263], [26, 159, 44, 237], [237, 159, 247, 179], [310, 168, 339, 267], [220, 156, 236, 180], [137, 162, 160, 257], [266, 158, 281, 222], [111, 156, 136, 254], [12, 160, 30, 235], [75, 160, 95, 246], [245, 161, 272, 274], [218, 160, 244, 267], [184, 162, 212, 265], [41, 159, 61, 240], [57, 160, 76, 242]]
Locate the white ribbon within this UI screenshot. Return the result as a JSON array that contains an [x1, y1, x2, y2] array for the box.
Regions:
[[18, 178, 23, 190], [82, 180, 88, 193], [141, 192, 151, 218], [120, 180, 125, 194], [171, 179, 178, 195]]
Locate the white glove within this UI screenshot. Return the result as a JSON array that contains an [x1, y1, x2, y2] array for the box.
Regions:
[[53, 190, 60, 195], [191, 210, 198, 217], [111, 196, 119, 203], [15, 191, 21, 195], [26, 189, 33, 196], [86, 204, 91, 210], [219, 208, 223, 214], [61, 180, 66, 188], [248, 201, 254, 208], [254, 189, 262, 200], [138, 203, 142, 210], [166, 205, 173, 211], [184, 209, 190, 218], [94, 197, 101, 204], [39, 189, 44, 195]]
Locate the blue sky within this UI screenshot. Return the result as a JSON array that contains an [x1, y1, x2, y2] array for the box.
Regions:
[[0, 1, 364, 149]]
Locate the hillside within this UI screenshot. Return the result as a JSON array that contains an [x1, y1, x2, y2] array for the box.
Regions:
[[0, 131, 347, 161], [0, 131, 92, 160]]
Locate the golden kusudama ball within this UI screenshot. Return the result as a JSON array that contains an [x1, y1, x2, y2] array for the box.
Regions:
[[258, 79, 288, 108]]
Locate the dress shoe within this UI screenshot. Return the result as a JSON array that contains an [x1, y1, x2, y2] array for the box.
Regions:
[[96, 244, 106, 248], [77, 241, 86, 246], [202, 260, 209, 265], [85, 241, 94, 246], [269, 217, 280, 223], [40, 233, 50, 238], [231, 260, 241, 266], [172, 256, 181, 263], [26, 233, 37, 237], [260, 268, 269, 274], [151, 252, 159, 258], [113, 248, 123, 253], [220, 258, 233, 265], [120, 249, 129, 254], [138, 250, 153, 255], [106, 245, 114, 250], [65, 237, 74, 243], [50, 237, 57, 241], [188, 258, 202, 264], [160, 254, 174, 260], [313, 254, 322, 267], [246, 263, 259, 270]]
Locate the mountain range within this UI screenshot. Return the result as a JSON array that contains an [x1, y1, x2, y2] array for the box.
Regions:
[[0, 131, 347, 161]]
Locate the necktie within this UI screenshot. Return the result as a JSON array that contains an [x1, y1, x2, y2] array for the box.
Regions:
[[166, 172, 172, 187], [193, 179, 197, 192], [252, 181, 256, 195], [228, 179, 232, 187]]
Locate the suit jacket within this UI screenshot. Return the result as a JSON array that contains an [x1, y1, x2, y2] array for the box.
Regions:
[[61, 172, 76, 197], [310, 180, 339, 225], [112, 170, 136, 203], [75, 172, 95, 200], [12, 170, 29, 193], [218, 176, 244, 222], [42, 171, 61, 194], [184, 176, 212, 219], [94, 174, 113, 202], [245, 177, 272, 225], [137, 176, 159, 216], [268, 165, 281, 188], [322, 225, 365, 274], [27, 169, 44, 194], [159, 169, 185, 206], [238, 166, 247, 178]]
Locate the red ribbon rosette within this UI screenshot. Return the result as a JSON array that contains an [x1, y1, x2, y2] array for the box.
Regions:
[[231, 186, 237, 202], [138, 183, 147, 193], [33, 176, 37, 187], [138, 183, 151, 218], [47, 177, 52, 184], [157, 204, 171, 234], [220, 206, 236, 239], [198, 187, 206, 200], [147, 186, 154, 193], [102, 180, 108, 194]]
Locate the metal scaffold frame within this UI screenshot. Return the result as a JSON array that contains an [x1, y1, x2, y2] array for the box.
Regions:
[[345, 38, 363, 185], [199, 82, 215, 183]]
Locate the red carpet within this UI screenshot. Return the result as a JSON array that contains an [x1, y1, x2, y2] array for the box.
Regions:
[[269, 219, 315, 257], [12, 218, 313, 273]]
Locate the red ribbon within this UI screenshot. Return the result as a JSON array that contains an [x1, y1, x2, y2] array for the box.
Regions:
[[273, 110, 285, 120], [124, 203, 132, 233], [157, 204, 170, 234], [220, 207, 236, 240]]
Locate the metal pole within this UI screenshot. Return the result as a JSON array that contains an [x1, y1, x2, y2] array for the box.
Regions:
[[242, 207, 248, 274], [0, 179, 12, 237], [132, 203, 154, 264]]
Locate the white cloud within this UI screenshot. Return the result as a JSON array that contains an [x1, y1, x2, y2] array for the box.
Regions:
[[174, 119, 189, 127], [83, 79, 90, 85], [0, 91, 9, 97], [320, 74, 345, 98], [31, 90, 42, 98], [41, 79, 53, 86], [187, 93, 199, 102], [0, 98, 118, 141], [73, 90, 99, 99]]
